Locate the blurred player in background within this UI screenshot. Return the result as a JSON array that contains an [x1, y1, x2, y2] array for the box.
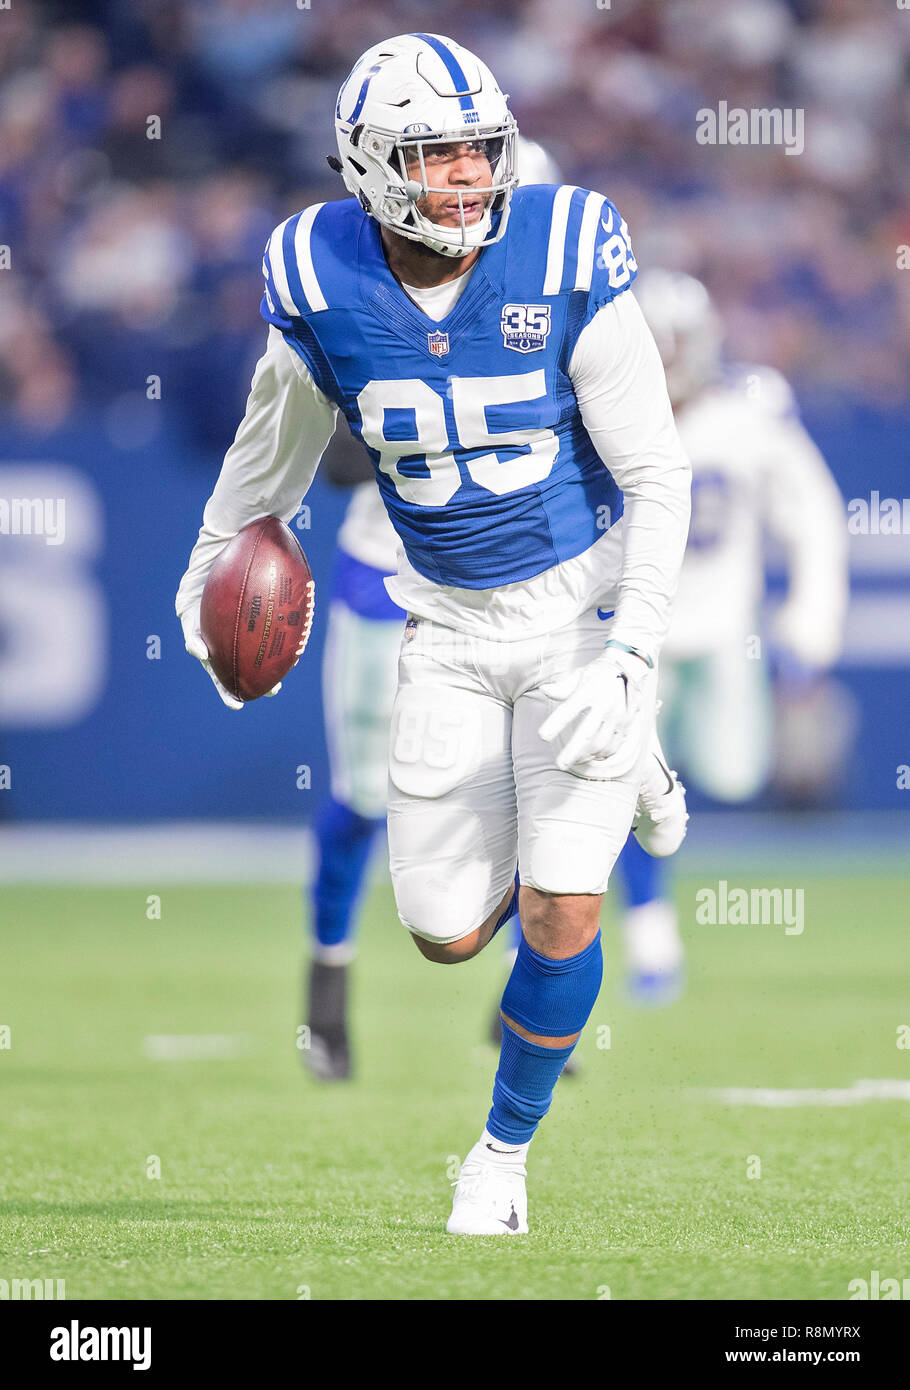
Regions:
[[304, 137, 564, 1082], [616, 270, 849, 1003]]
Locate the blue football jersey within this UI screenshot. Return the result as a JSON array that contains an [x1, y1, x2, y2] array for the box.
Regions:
[[260, 185, 638, 590]]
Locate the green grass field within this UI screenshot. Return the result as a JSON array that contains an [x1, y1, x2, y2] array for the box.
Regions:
[[2, 875, 909, 1300]]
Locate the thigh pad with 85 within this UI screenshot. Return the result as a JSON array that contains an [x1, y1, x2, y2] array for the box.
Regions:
[[388, 682, 486, 799]]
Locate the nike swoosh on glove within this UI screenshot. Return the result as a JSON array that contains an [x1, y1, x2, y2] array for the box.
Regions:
[[539, 646, 652, 779], [179, 603, 282, 711]]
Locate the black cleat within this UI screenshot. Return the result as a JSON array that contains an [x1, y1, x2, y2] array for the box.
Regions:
[[304, 959, 352, 1082]]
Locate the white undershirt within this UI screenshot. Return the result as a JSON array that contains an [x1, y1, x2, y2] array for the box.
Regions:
[[176, 292, 691, 662], [400, 265, 475, 320]]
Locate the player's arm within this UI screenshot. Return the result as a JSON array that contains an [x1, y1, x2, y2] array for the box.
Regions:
[[175, 326, 338, 706], [540, 287, 691, 771], [571, 288, 692, 662], [760, 404, 848, 673]]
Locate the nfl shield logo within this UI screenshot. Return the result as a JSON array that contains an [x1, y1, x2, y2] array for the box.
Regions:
[[427, 330, 449, 358]]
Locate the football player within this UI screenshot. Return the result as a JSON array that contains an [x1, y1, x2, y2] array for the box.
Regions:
[[616, 270, 848, 1002], [176, 34, 691, 1235], [304, 138, 565, 1084]]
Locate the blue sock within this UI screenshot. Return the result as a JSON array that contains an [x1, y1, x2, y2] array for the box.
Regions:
[[487, 931, 603, 1144], [617, 832, 664, 908], [311, 796, 381, 947]]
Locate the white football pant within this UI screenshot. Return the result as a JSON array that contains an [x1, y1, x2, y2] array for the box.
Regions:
[[387, 607, 657, 945]]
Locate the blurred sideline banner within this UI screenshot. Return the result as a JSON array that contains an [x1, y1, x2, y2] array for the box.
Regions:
[[0, 399, 908, 820], [0, 409, 347, 821]]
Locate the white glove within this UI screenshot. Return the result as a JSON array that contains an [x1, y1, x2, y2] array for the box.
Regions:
[[539, 643, 653, 778], [178, 604, 282, 711]]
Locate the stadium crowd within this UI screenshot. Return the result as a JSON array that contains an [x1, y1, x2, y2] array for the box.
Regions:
[[1, 0, 908, 446]]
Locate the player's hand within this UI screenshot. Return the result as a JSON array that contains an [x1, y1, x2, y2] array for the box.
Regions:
[[178, 604, 284, 709], [539, 645, 652, 777]]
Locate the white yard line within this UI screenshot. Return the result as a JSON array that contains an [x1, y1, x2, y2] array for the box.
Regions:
[[700, 1079, 910, 1106], [142, 1034, 252, 1061]]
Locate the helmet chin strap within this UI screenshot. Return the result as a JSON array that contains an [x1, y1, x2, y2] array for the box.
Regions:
[[401, 181, 490, 257]]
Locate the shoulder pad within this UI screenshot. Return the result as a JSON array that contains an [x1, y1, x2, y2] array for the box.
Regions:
[[261, 199, 364, 325], [513, 184, 637, 305]]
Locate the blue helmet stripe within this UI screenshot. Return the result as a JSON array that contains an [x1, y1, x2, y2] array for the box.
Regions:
[[413, 33, 476, 115]]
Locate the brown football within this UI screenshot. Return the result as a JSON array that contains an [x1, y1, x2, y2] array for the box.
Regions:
[[200, 516, 315, 701]]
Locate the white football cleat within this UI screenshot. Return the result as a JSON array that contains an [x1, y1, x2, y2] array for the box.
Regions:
[[446, 1140, 529, 1235], [632, 735, 689, 857]]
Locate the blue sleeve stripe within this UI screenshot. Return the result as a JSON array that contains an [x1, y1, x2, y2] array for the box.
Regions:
[[542, 185, 579, 295], [574, 192, 607, 292], [293, 204, 328, 312], [265, 217, 299, 318], [557, 188, 591, 295], [267, 206, 329, 318], [282, 212, 308, 315]]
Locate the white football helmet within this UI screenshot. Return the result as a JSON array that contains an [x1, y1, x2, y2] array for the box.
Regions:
[[332, 33, 518, 258], [515, 135, 561, 186], [634, 269, 723, 405]]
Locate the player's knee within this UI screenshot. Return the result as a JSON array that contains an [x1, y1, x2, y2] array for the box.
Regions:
[[398, 878, 514, 962], [523, 819, 619, 898], [409, 928, 484, 964], [518, 886, 602, 959]]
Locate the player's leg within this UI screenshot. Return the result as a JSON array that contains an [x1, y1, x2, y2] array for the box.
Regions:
[[387, 616, 523, 964], [679, 645, 773, 803], [486, 911, 523, 1049], [306, 589, 401, 1080], [447, 609, 655, 1234], [616, 836, 684, 1005], [617, 668, 687, 1004]]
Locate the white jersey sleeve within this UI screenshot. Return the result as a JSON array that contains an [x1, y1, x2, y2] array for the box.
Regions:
[[337, 481, 401, 574], [175, 327, 337, 619], [569, 290, 692, 664], [761, 406, 848, 668]]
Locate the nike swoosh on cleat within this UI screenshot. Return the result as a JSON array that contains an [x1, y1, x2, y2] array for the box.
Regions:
[[499, 1204, 520, 1231], [486, 1143, 522, 1155]]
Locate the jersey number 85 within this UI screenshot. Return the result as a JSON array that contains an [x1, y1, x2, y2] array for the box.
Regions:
[[357, 370, 558, 506]]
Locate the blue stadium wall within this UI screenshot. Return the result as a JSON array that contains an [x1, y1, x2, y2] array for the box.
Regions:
[[0, 398, 907, 820]]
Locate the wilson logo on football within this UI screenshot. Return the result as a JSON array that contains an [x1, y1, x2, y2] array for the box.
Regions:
[[501, 304, 551, 353]]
